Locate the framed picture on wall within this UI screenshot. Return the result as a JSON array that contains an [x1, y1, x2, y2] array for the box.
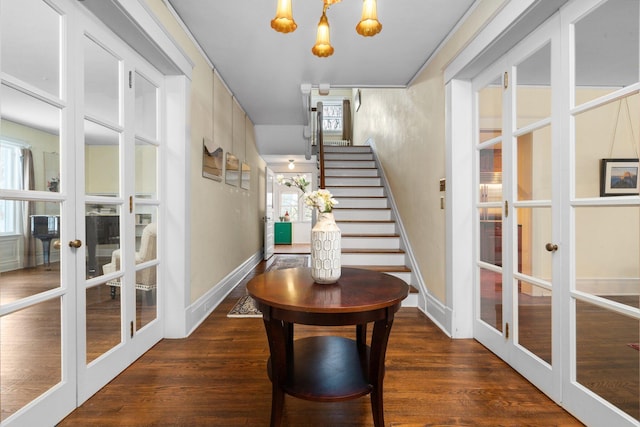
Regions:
[[600, 158, 639, 196], [202, 138, 223, 181], [225, 152, 240, 187], [240, 162, 251, 190]]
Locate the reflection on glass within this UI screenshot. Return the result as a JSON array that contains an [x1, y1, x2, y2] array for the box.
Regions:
[[575, 207, 639, 307], [517, 126, 552, 201], [480, 268, 502, 332], [0, 201, 61, 304], [86, 204, 120, 280], [0, 298, 62, 422], [575, 0, 639, 106], [479, 219, 502, 266], [1, 0, 60, 97], [135, 140, 157, 198], [84, 36, 120, 124], [517, 207, 551, 277], [86, 284, 121, 364], [1, 85, 61, 194], [478, 76, 503, 139], [518, 281, 551, 364], [136, 265, 157, 331], [575, 93, 639, 199], [576, 299, 639, 422], [516, 43, 551, 129], [135, 73, 157, 140], [85, 120, 120, 197], [479, 143, 502, 205]]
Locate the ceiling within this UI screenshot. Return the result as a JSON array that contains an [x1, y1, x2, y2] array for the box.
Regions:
[[165, 0, 477, 157]]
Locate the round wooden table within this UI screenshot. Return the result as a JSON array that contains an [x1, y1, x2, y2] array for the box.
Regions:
[[247, 267, 409, 427]]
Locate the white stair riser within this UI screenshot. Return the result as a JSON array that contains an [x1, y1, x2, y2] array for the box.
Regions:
[[325, 160, 376, 168], [334, 198, 388, 208], [324, 146, 372, 154], [324, 153, 374, 161], [337, 222, 396, 234], [325, 177, 381, 186], [333, 209, 391, 221], [327, 186, 385, 197], [341, 236, 400, 249], [325, 168, 379, 177], [341, 252, 406, 265], [386, 271, 412, 283]]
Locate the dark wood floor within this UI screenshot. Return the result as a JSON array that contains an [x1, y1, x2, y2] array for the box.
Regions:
[[59, 259, 585, 427]]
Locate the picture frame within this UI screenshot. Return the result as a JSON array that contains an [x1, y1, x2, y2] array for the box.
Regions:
[[202, 138, 223, 181], [600, 158, 639, 197], [240, 162, 251, 190], [225, 152, 240, 187]]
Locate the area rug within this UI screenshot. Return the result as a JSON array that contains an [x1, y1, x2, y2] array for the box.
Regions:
[[227, 255, 309, 318]]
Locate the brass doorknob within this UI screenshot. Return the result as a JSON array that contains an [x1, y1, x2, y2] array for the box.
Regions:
[[68, 239, 82, 248], [545, 243, 558, 252]]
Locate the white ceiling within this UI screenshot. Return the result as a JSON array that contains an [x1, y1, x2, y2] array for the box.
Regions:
[[166, 0, 477, 128]]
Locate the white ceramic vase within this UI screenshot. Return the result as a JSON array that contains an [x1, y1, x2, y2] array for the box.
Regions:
[[310, 212, 341, 284]]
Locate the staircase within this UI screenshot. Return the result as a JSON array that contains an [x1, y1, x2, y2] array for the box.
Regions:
[[321, 145, 419, 305]]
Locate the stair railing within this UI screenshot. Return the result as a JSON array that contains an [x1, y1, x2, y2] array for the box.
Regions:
[[316, 101, 326, 189]]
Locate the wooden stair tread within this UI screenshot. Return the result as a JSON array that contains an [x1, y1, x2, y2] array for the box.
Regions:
[[333, 207, 390, 210], [341, 248, 405, 254], [342, 233, 399, 238], [325, 185, 384, 188], [336, 219, 395, 223]]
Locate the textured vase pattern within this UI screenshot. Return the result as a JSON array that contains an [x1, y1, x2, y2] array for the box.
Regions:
[[310, 212, 341, 284]]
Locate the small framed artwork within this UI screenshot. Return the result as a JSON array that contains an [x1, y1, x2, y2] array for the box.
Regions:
[[225, 152, 240, 187], [202, 138, 223, 181], [600, 158, 639, 196], [240, 162, 251, 190]]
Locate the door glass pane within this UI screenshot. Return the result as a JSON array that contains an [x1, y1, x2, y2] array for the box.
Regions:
[[84, 36, 120, 124], [479, 144, 502, 203], [0, 201, 61, 304], [135, 73, 157, 140], [518, 281, 551, 365], [479, 220, 502, 266], [86, 283, 121, 364], [134, 207, 157, 330], [478, 76, 503, 138], [518, 126, 552, 201], [135, 139, 157, 198], [517, 207, 552, 277], [0, 298, 62, 422], [575, 0, 640, 106], [575, 206, 640, 307], [479, 268, 502, 332], [85, 120, 120, 197], [1, 84, 61, 192], [575, 93, 639, 199], [576, 300, 639, 422], [86, 205, 120, 279], [516, 43, 551, 129], [1, 0, 60, 97]]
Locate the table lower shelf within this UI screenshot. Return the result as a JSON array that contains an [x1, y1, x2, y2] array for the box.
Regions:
[[268, 336, 372, 402]]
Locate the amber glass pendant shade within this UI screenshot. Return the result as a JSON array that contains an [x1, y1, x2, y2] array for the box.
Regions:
[[271, 0, 297, 33], [356, 0, 382, 37], [312, 11, 334, 57]]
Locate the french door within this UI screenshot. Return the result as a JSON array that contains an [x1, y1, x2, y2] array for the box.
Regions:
[[472, 1, 639, 425], [0, 0, 164, 425]]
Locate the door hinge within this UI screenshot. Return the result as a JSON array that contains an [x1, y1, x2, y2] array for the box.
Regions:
[[505, 322, 509, 339], [504, 200, 509, 218], [128, 71, 133, 89], [129, 196, 133, 213], [130, 321, 134, 338], [503, 71, 509, 89]]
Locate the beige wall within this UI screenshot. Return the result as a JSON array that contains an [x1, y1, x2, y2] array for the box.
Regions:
[[353, 0, 507, 303], [144, 0, 266, 303]]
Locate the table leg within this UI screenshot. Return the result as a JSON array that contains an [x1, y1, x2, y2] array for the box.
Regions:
[[262, 313, 290, 427], [369, 309, 395, 427]]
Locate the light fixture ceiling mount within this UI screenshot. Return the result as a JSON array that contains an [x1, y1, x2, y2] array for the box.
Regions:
[[271, 0, 382, 58]]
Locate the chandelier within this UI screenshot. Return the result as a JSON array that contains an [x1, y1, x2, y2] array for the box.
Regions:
[[271, 0, 382, 58]]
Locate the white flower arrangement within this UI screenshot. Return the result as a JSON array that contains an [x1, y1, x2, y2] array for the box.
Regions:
[[276, 174, 338, 213]]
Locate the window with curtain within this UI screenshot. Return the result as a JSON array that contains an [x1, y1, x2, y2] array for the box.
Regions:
[[322, 103, 343, 133], [0, 141, 23, 234]]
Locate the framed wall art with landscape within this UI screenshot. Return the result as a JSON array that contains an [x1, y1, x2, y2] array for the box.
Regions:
[[600, 158, 639, 196]]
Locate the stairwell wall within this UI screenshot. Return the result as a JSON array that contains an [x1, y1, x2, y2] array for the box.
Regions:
[[352, 0, 505, 306]]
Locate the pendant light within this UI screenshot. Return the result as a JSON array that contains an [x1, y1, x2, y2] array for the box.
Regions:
[[356, 0, 382, 37], [271, 0, 297, 33], [311, 7, 334, 58]]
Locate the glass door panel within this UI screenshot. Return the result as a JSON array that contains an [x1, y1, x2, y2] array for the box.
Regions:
[[135, 139, 157, 198], [86, 280, 121, 364], [479, 268, 503, 331], [135, 73, 158, 141], [516, 43, 551, 130], [134, 205, 157, 331], [84, 36, 120, 125], [1, 0, 60, 97], [85, 120, 120, 198], [517, 280, 551, 364]]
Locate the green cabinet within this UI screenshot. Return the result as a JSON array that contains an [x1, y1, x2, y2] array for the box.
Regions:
[[274, 222, 292, 245]]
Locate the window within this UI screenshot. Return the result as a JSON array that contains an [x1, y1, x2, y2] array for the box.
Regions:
[[0, 141, 23, 234], [322, 103, 343, 133]]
